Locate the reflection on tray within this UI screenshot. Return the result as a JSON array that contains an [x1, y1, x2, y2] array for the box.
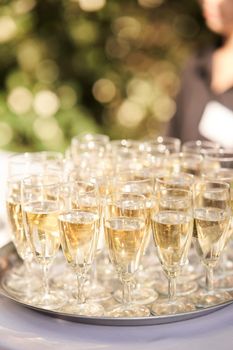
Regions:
[[0, 243, 233, 326]]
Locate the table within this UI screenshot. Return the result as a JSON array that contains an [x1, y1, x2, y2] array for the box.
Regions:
[[0, 152, 233, 349], [0, 295, 232, 350]]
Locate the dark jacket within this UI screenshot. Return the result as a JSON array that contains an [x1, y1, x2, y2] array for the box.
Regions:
[[168, 48, 233, 142]]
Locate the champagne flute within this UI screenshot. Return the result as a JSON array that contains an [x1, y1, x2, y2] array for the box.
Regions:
[[104, 192, 150, 317], [112, 171, 159, 305], [200, 169, 233, 291], [58, 180, 104, 316], [4, 151, 63, 297], [68, 169, 113, 302], [192, 181, 232, 307], [21, 173, 66, 310], [155, 173, 199, 296], [151, 188, 195, 315], [4, 175, 40, 299]]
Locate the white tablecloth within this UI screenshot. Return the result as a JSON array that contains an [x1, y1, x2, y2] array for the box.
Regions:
[[0, 151, 233, 349], [0, 297, 232, 350]]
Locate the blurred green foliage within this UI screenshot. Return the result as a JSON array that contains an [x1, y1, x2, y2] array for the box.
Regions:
[[0, 0, 216, 152]]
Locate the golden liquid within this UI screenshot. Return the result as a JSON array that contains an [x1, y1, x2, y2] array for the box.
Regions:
[[6, 200, 29, 260], [110, 199, 151, 252], [194, 208, 230, 266], [181, 164, 201, 177], [152, 211, 193, 276], [59, 211, 99, 270], [105, 217, 146, 277], [203, 192, 229, 210], [23, 201, 60, 265]]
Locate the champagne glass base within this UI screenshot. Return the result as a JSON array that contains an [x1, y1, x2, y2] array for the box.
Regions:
[[2, 269, 40, 297], [62, 300, 104, 316], [151, 298, 195, 316], [190, 289, 232, 308], [29, 290, 67, 310], [113, 287, 158, 305], [85, 282, 112, 302], [199, 274, 233, 292], [50, 270, 76, 292], [106, 303, 150, 317]]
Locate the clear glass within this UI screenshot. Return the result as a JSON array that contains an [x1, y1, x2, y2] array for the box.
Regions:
[[151, 188, 195, 315], [169, 152, 203, 177], [70, 133, 110, 165], [4, 151, 63, 299], [4, 176, 40, 299], [201, 169, 233, 292], [156, 173, 194, 191], [182, 140, 220, 155], [147, 136, 181, 154], [68, 168, 113, 302], [192, 181, 232, 307], [58, 181, 104, 316], [21, 174, 66, 310], [112, 171, 159, 305], [104, 192, 150, 317]]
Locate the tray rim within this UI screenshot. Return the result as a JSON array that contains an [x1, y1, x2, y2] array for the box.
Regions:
[[1, 242, 233, 326]]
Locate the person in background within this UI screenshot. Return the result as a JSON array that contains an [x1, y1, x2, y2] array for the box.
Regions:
[[168, 0, 233, 148]]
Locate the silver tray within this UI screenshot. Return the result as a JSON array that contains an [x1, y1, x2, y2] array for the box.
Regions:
[[0, 242, 233, 326]]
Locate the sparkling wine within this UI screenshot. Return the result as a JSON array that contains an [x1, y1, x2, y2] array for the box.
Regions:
[[59, 211, 99, 270], [6, 200, 30, 260], [105, 217, 146, 277], [180, 164, 201, 177], [23, 201, 60, 265], [194, 208, 230, 265], [152, 211, 193, 275], [114, 199, 151, 252]]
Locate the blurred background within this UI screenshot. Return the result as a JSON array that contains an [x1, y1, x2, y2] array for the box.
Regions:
[[0, 0, 218, 152]]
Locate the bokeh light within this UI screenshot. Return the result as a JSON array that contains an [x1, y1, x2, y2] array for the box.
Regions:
[[33, 90, 60, 117], [0, 122, 13, 147], [92, 79, 116, 103], [7, 87, 33, 114], [117, 100, 146, 128], [79, 0, 106, 12], [0, 0, 210, 151], [0, 16, 17, 43], [12, 0, 36, 15]]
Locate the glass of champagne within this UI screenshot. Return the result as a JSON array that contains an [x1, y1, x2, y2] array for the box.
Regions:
[[21, 173, 65, 310], [192, 181, 232, 307], [151, 188, 194, 315], [169, 152, 203, 177], [68, 167, 114, 302], [58, 181, 104, 316], [104, 192, 150, 317], [4, 175, 40, 299], [155, 173, 199, 296], [200, 169, 233, 292], [113, 171, 159, 305], [4, 151, 63, 297]]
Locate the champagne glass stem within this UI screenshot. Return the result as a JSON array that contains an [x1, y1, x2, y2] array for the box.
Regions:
[[77, 273, 86, 304], [168, 276, 177, 303], [122, 280, 132, 305], [206, 266, 214, 292], [42, 264, 50, 298]]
